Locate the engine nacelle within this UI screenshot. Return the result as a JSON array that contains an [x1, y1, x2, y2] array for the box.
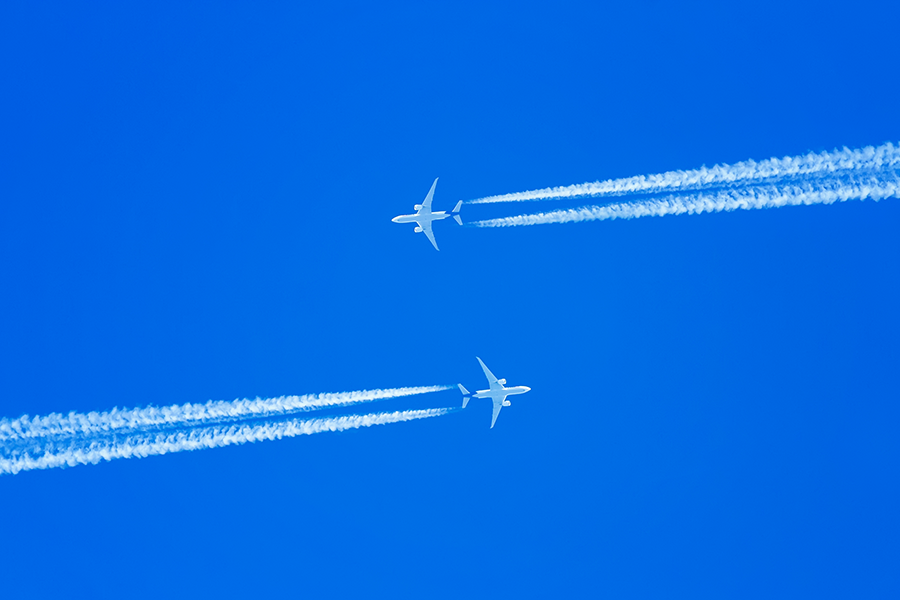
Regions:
[[502, 400, 511, 407], [498, 378, 507, 385], [414, 226, 423, 233], [414, 204, 422, 211]]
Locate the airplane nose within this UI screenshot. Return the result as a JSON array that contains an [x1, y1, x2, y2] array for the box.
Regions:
[[391, 216, 400, 223], [523, 386, 532, 393]]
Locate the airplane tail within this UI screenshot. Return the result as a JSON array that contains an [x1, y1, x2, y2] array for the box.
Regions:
[[458, 383, 470, 408], [451, 200, 463, 225]]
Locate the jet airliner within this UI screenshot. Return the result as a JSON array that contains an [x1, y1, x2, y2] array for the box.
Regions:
[[458, 357, 531, 429], [391, 178, 462, 251]]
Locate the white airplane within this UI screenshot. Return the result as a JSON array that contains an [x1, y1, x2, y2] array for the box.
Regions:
[[391, 178, 462, 251], [458, 357, 531, 429]]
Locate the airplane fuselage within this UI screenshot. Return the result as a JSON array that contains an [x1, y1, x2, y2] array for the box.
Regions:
[[473, 385, 531, 400], [391, 211, 451, 225]]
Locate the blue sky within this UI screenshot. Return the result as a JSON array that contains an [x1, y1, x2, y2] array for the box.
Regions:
[[1, 1, 899, 597]]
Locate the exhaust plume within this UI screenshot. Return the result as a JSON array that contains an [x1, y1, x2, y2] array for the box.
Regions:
[[471, 172, 900, 228], [468, 142, 900, 204], [0, 408, 454, 476], [0, 385, 453, 443]]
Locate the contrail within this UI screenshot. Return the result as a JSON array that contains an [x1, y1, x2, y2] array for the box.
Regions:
[[470, 171, 900, 228], [0, 385, 452, 443], [0, 408, 454, 475], [468, 142, 900, 204]]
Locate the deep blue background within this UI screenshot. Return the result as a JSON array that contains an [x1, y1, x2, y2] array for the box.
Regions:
[[2, 2, 899, 598]]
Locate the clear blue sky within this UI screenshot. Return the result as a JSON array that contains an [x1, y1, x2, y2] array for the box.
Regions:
[[2, 2, 899, 598]]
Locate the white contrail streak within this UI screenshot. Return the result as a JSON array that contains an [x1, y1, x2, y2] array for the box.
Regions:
[[0, 385, 452, 443], [468, 142, 900, 204], [470, 172, 900, 228], [0, 408, 454, 475]]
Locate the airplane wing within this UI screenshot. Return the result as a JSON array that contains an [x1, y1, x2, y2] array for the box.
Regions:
[[490, 395, 508, 429], [476, 357, 501, 390], [420, 178, 439, 212], [421, 221, 439, 251]]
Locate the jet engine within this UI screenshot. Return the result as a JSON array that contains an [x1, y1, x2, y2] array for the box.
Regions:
[[502, 400, 511, 406], [414, 204, 422, 210], [498, 378, 507, 385], [414, 226, 423, 233]]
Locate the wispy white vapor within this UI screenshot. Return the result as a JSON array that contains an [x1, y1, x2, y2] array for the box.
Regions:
[[468, 142, 900, 204], [0, 386, 452, 443], [471, 172, 900, 228], [0, 408, 454, 475]]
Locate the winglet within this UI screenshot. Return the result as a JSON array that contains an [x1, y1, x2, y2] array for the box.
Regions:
[[452, 200, 463, 225]]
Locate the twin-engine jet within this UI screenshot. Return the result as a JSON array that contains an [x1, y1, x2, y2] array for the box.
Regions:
[[391, 178, 462, 251], [458, 357, 531, 429]]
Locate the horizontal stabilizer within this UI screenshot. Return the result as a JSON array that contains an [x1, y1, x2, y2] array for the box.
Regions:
[[458, 383, 470, 408], [452, 200, 463, 225]]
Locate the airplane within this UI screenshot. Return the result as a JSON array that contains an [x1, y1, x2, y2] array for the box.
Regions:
[[391, 178, 462, 251], [458, 357, 531, 429]]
